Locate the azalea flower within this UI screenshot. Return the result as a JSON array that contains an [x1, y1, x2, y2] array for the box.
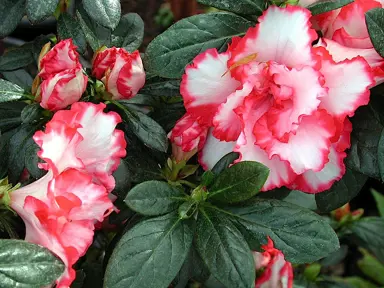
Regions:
[[38, 39, 88, 111], [253, 238, 293, 288], [92, 47, 146, 100], [9, 102, 127, 287], [300, 0, 384, 85], [170, 5, 374, 193]]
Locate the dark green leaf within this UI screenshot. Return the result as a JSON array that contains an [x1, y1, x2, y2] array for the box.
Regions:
[[197, 0, 264, 15], [196, 205, 255, 288], [0, 129, 19, 178], [24, 141, 45, 179], [308, 0, 354, 16], [0, 0, 25, 38], [202, 171, 215, 186], [31, 35, 54, 63], [122, 107, 168, 152], [347, 104, 382, 179], [366, 8, 384, 58], [349, 217, 384, 263], [0, 44, 34, 72], [344, 277, 377, 288], [26, 0, 59, 23], [76, 5, 112, 52], [112, 160, 132, 199], [57, 13, 87, 54], [257, 187, 291, 200], [118, 95, 157, 107], [145, 13, 253, 78], [208, 161, 269, 203], [211, 152, 240, 175], [371, 189, 384, 217], [112, 13, 144, 52], [283, 190, 317, 210], [8, 122, 43, 184], [21, 103, 43, 124], [203, 276, 226, 288], [150, 100, 185, 132], [315, 168, 368, 212], [1, 69, 33, 91], [104, 212, 193, 288], [83, 0, 121, 30], [320, 245, 348, 267], [357, 248, 384, 285], [0, 101, 26, 132], [0, 239, 64, 288], [0, 79, 29, 103], [140, 78, 181, 97], [228, 199, 340, 263], [125, 180, 186, 216], [317, 279, 354, 288]]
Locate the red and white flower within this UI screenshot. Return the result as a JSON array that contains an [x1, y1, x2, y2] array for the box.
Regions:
[[300, 0, 384, 85], [92, 48, 146, 100], [253, 238, 293, 288], [171, 5, 374, 193], [9, 102, 127, 287], [38, 39, 87, 111]]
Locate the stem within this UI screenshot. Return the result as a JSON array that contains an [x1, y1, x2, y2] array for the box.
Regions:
[[178, 180, 197, 189]]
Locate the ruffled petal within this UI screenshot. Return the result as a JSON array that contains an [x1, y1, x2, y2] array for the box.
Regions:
[[230, 5, 317, 68], [39, 39, 79, 79], [199, 129, 236, 170], [314, 47, 374, 117], [212, 82, 253, 141], [92, 47, 118, 79], [256, 110, 336, 174], [181, 49, 240, 124]]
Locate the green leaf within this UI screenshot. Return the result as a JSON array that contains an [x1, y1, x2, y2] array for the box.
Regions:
[[26, 0, 59, 23], [1, 69, 33, 91], [145, 13, 253, 78], [315, 168, 367, 212], [76, 5, 112, 52], [83, 0, 121, 30], [0, 239, 64, 288], [344, 277, 377, 288], [197, 0, 265, 15], [283, 190, 317, 210], [7, 122, 43, 184], [211, 152, 240, 175], [121, 107, 168, 152], [347, 104, 382, 179], [0, 0, 25, 38], [104, 212, 193, 288], [366, 8, 384, 58], [372, 189, 384, 217], [349, 217, 384, 263], [112, 13, 144, 52], [307, 0, 354, 16], [0, 79, 30, 103], [357, 248, 384, 285], [0, 44, 34, 72], [208, 161, 269, 203], [0, 129, 19, 178], [150, 100, 185, 132], [0, 102, 26, 132], [320, 245, 348, 267], [125, 180, 186, 216], [228, 199, 340, 263], [31, 35, 54, 63], [57, 13, 87, 54], [20, 103, 44, 124], [140, 78, 181, 97], [196, 205, 255, 288]]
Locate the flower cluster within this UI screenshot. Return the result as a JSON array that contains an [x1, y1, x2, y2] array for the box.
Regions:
[[253, 238, 293, 288], [169, 5, 375, 193], [10, 102, 127, 287]]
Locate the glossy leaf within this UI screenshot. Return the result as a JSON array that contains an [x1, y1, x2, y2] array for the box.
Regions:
[[26, 0, 60, 23], [196, 205, 255, 288], [0, 102, 26, 132], [0, 0, 25, 38], [307, 0, 353, 16], [111, 13, 144, 52], [125, 180, 186, 216], [104, 212, 193, 288], [366, 8, 384, 58], [0, 239, 64, 288], [145, 13, 253, 78], [228, 199, 340, 263], [83, 0, 121, 30], [0, 79, 30, 103], [140, 78, 181, 97], [57, 13, 87, 54], [371, 189, 384, 217], [0, 44, 34, 72], [197, 0, 265, 15], [208, 161, 269, 203], [211, 152, 240, 175], [1, 69, 33, 91]]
